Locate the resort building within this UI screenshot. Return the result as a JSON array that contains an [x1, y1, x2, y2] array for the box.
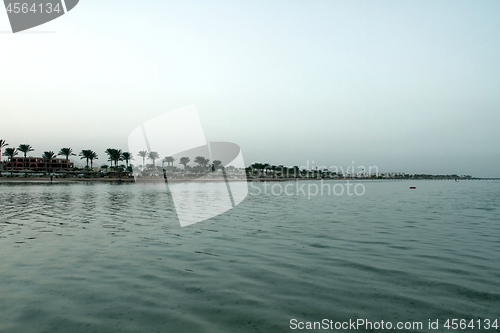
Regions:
[[3, 157, 74, 172]]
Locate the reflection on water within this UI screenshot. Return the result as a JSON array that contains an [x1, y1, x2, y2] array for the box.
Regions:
[[0, 181, 499, 332]]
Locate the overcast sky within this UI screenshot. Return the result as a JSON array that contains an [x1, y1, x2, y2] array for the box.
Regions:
[[1, 1, 499, 176]]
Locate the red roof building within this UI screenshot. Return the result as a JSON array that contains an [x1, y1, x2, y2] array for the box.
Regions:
[[4, 157, 74, 172]]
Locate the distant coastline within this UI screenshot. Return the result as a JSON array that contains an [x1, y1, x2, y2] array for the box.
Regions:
[[1, 142, 498, 183], [0, 175, 499, 184]]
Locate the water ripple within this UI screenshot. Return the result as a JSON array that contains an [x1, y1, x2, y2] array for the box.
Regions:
[[0, 181, 499, 332]]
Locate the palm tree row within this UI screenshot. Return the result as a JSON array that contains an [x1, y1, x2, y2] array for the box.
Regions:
[[104, 148, 122, 168], [1, 139, 225, 177], [79, 149, 99, 169], [0, 140, 137, 177], [103, 149, 135, 170], [245, 163, 341, 179], [1, 145, 68, 176], [135, 150, 218, 173]]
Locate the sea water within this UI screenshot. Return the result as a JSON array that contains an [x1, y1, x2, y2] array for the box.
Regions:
[[0, 180, 499, 332]]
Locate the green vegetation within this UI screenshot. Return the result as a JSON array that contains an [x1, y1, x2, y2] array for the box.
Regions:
[[0, 138, 479, 180], [244, 163, 474, 180], [0, 139, 8, 176], [42, 151, 57, 175], [79, 150, 93, 169], [179, 157, 190, 171], [2, 147, 18, 176], [147, 151, 159, 170], [194, 156, 210, 172], [213, 160, 222, 171], [121, 152, 133, 169], [58, 148, 76, 171], [163, 156, 175, 167], [18, 144, 34, 173], [137, 151, 147, 169]]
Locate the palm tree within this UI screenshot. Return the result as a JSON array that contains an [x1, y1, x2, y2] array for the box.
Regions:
[[194, 156, 210, 172], [88, 151, 98, 169], [58, 148, 76, 171], [3, 147, 17, 176], [137, 150, 147, 169], [79, 150, 92, 168], [105, 148, 122, 168], [18, 144, 34, 172], [164, 156, 175, 166], [113, 149, 122, 168], [212, 160, 222, 171], [0, 139, 8, 163], [121, 152, 133, 169], [147, 151, 159, 170], [42, 151, 57, 176], [105, 148, 114, 167], [0, 139, 8, 176], [179, 157, 190, 171], [3, 148, 17, 160]]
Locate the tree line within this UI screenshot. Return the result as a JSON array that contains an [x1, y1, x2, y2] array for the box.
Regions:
[[0, 139, 227, 176]]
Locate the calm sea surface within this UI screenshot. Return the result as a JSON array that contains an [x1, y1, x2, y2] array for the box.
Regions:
[[0, 180, 499, 333]]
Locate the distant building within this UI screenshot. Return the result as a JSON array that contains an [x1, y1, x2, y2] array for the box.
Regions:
[[4, 157, 74, 172]]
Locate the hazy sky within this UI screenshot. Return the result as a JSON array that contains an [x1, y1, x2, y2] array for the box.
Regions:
[[1, 1, 499, 176]]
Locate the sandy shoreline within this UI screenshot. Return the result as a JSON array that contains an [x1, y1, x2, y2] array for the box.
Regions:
[[0, 177, 135, 183], [0, 177, 316, 183], [0, 177, 247, 183], [1, 177, 487, 184]]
